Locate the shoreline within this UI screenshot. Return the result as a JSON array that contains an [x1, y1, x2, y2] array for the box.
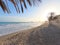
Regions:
[[0, 22, 48, 45], [0, 20, 60, 45], [0, 22, 45, 37]]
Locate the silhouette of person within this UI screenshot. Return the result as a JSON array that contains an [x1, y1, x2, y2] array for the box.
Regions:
[[48, 12, 55, 21]]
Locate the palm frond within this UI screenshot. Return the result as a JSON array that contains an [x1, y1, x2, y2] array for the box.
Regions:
[[0, 0, 9, 13], [0, 0, 41, 13]]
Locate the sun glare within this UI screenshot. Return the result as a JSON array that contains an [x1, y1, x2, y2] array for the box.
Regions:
[[39, 4, 60, 22]]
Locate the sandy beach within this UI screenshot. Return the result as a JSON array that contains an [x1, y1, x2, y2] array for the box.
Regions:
[[0, 16, 60, 45], [0, 0, 60, 45]]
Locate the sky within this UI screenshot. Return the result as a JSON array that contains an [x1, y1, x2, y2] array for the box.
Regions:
[[0, 0, 60, 22]]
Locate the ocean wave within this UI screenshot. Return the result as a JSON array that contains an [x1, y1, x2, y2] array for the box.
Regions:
[[0, 22, 41, 36]]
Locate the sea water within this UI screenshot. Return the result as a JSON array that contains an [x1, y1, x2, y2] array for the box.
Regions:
[[0, 22, 41, 36]]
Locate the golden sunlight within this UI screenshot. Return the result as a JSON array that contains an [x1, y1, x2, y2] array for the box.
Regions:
[[38, 4, 60, 22]]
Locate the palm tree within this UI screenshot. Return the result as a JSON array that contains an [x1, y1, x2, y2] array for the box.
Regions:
[[0, 0, 41, 13]]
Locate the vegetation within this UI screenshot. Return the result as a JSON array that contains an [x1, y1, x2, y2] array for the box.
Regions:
[[0, 0, 41, 13]]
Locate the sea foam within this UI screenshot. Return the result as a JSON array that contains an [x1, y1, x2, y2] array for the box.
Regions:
[[0, 22, 41, 36]]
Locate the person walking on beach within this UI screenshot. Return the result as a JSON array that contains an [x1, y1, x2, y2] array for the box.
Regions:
[[48, 12, 55, 21]]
